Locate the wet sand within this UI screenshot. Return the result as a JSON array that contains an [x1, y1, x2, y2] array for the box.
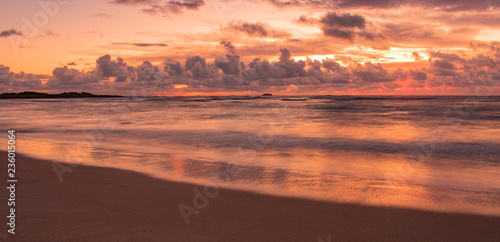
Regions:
[[1, 151, 500, 241]]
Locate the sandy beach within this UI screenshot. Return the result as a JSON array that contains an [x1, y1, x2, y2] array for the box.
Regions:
[[2, 151, 500, 242]]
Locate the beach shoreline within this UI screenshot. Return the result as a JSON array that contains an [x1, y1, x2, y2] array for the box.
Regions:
[[1, 151, 500, 241]]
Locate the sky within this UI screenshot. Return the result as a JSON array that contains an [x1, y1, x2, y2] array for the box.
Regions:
[[1, 0, 500, 95]]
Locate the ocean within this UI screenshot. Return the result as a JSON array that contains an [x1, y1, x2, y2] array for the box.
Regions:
[[2, 95, 500, 215]]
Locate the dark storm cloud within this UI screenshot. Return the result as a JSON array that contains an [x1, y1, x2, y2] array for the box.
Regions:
[[320, 12, 366, 29], [226, 21, 291, 38], [299, 12, 384, 44], [0, 29, 22, 38], [323, 29, 355, 41], [215, 55, 241, 74], [112, 42, 168, 47], [110, 0, 204, 15]]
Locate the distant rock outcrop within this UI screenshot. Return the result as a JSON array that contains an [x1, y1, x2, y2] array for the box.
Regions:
[[0, 91, 122, 99]]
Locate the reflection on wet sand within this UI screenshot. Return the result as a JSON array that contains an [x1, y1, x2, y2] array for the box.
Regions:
[[15, 138, 500, 217]]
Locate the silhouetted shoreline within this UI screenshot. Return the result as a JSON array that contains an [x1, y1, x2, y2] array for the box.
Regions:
[[0, 91, 122, 99]]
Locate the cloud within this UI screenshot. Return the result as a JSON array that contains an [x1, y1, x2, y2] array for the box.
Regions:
[[0, 65, 13, 85], [320, 12, 366, 29], [47, 66, 102, 89], [380, 21, 476, 46], [112, 42, 168, 47], [36, 30, 60, 38], [3, 45, 500, 94], [352, 62, 394, 83], [0, 29, 22, 38], [423, 45, 500, 88], [470, 41, 500, 52], [0, 50, 399, 94], [163, 59, 185, 76], [430, 51, 466, 63], [110, 0, 205, 16], [295, 15, 318, 25], [412, 52, 422, 61], [242, 49, 352, 87], [0, 65, 43, 92], [96, 54, 132, 81], [267, 0, 500, 12], [410, 70, 428, 81], [297, 12, 384, 44], [323, 29, 355, 41], [220, 41, 236, 54], [215, 55, 241, 74], [225, 21, 291, 38], [432, 59, 455, 70], [93, 13, 114, 18], [134, 61, 170, 86], [185, 56, 218, 78]]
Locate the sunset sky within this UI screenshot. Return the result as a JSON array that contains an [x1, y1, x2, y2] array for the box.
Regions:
[[1, 0, 500, 95]]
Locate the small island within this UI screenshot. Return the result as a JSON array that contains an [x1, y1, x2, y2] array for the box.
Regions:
[[262, 93, 273, 96], [0, 91, 122, 99]]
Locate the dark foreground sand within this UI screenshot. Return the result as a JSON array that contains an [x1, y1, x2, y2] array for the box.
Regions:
[[1, 152, 500, 242]]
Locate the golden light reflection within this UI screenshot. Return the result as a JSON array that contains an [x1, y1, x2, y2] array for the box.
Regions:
[[4, 137, 500, 216], [170, 156, 185, 176], [174, 84, 188, 89]]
